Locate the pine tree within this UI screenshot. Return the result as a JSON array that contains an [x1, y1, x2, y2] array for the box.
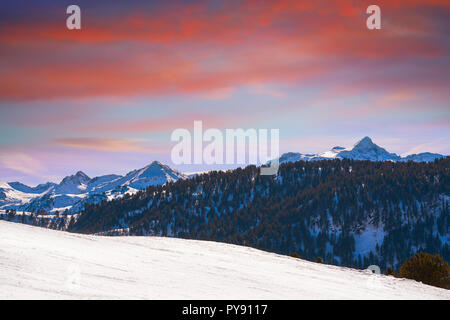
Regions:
[[385, 267, 396, 277], [399, 252, 449, 289], [288, 252, 301, 259]]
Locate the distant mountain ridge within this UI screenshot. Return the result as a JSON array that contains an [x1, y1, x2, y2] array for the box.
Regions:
[[0, 161, 187, 213], [277, 137, 445, 164]]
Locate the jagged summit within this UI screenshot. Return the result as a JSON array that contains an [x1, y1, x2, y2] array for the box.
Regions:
[[56, 171, 92, 194], [75, 171, 90, 179], [338, 137, 399, 161], [7, 181, 56, 194], [122, 161, 187, 189], [60, 171, 91, 183], [353, 136, 374, 147], [357, 136, 372, 143]]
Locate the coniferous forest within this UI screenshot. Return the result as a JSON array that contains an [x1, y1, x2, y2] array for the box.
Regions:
[[61, 158, 449, 272]]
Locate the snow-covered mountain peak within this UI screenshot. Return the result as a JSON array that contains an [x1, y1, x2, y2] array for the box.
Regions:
[[401, 152, 444, 162], [7, 181, 56, 195], [123, 161, 187, 189], [60, 171, 91, 183], [149, 160, 163, 166], [140, 161, 184, 177], [339, 137, 400, 161], [55, 171, 92, 195], [62, 172, 90, 184], [353, 136, 373, 147], [75, 171, 90, 180], [0, 181, 9, 189], [350, 136, 381, 152], [140, 161, 166, 174]]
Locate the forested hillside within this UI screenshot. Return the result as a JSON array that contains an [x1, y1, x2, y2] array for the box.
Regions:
[[65, 158, 450, 272]]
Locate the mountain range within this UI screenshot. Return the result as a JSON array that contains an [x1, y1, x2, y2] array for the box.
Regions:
[[0, 161, 187, 213], [277, 136, 444, 163], [0, 137, 445, 213]]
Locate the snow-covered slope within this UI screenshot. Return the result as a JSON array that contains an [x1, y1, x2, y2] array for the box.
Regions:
[[0, 161, 187, 213], [278, 137, 445, 164], [402, 152, 445, 162], [7, 181, 56, 194], [0, 221, 448, 300], [0, 181, 46, 208]]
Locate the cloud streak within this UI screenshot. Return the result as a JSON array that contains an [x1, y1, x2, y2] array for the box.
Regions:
[[0, 152, 45, 176], [54, 137, 160, 153]]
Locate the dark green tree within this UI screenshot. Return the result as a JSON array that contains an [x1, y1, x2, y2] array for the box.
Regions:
[[399, 252, 449, 289]]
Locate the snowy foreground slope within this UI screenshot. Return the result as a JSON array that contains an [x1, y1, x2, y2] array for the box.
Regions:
[[0, 221, 448, 300]]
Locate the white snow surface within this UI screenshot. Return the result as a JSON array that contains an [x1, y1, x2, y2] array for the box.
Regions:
[[1, 221, 448, 300]]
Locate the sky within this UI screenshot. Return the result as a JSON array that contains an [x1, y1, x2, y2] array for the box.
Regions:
[[0, 0, 449, 185]]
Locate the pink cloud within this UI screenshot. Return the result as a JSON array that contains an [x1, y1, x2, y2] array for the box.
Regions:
[[0, 0, 448, 101], [53, 137, 164, 153]]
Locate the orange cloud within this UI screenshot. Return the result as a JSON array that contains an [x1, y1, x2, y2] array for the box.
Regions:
[[0, 0, 448, 101], [54, 137, 157, 153], [79, 112, 261, 135]]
